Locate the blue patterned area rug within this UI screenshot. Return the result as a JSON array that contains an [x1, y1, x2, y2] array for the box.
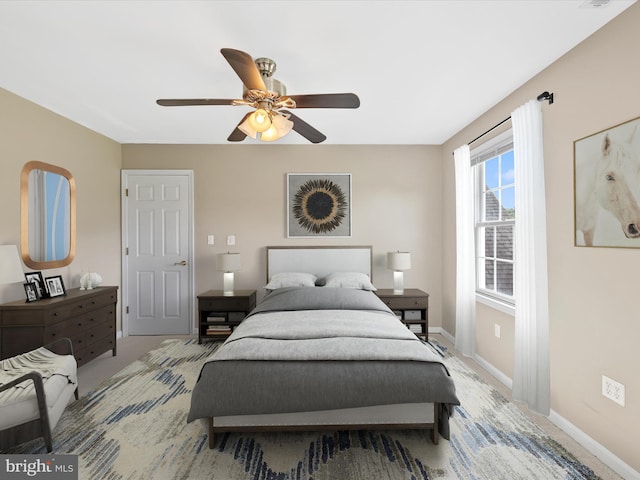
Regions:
[[3, 338, 603, 479]]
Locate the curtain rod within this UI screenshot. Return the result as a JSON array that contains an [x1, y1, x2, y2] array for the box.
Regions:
[[464, 90, 554, 147]]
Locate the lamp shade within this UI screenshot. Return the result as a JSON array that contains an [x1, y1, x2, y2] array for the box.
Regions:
[[387, 251, 411, 271], [0, 245, 25, 284], [216, 252, 241, 272]]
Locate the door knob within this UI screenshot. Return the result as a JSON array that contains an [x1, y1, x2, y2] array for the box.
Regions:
[[174, 260, 187, 266]]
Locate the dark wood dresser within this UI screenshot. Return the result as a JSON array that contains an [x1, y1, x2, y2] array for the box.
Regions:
[[0, 286, 118, 366]]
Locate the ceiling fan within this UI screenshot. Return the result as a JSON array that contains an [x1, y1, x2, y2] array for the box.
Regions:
[[156, 48, 360, 144]]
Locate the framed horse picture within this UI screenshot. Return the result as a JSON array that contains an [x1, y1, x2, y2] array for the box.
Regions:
[[574, 115, 640, 248]]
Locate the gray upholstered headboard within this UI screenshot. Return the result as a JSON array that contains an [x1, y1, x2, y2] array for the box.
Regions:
[[266, 246, 373, 282]]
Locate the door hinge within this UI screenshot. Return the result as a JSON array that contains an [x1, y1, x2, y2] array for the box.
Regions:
[[126, 306, 129, 314], [126, 247, 129, 255], [125, 188, 129, 196]]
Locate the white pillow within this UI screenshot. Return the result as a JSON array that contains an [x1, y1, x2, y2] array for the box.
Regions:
[[265, 272, 317, 290], [321, 272, 377, 291]]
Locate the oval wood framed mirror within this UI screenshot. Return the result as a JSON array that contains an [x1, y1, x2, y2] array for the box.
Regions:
[[20, 161, 76, 269]]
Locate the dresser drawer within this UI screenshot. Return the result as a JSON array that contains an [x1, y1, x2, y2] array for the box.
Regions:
[[66, 291, 117, 315], [85, 318, 115, 346], [44, 320, 86, 351], [45, 305, 74, 324], [77, 305, 116, 329], [76, 336, 116, 367]]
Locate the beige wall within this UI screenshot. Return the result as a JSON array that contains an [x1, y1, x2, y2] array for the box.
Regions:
[[2, 3, 639, 473], [0, 87, 122, 328], [442, 3, 640, 472], [121, 144, 444, 317]]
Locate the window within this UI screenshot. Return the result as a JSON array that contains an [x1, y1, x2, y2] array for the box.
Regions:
[[472, 131, 515, 305]]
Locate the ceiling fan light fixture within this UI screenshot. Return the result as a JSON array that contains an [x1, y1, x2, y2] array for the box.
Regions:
[[260, 123, 280, 142], [260, 113, 294, 142], [237, 117, 258, 139], [248, 108, 272, 133]]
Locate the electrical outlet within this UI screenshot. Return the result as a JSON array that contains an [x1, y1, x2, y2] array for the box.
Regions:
[[494, 324, 501, 338], [602, 375, 625, 406], [227, 235, 236, 246], [207, 235, 214, 245]]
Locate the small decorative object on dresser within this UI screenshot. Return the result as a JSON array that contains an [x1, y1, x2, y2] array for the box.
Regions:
[[0, 286, 118, 366], [197, 290, 256, 343], [80, 272, 103, 290], [375, 288, 429, 338]]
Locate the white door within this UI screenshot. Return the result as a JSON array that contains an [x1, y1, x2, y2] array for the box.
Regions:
[[121, 170, 193, 335]]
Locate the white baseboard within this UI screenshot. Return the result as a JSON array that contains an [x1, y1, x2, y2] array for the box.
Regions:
[[548, 410, 640, 480], [428, 326, 455, 344], [441, 331, 638, 480], [474, 353, 513, 390]]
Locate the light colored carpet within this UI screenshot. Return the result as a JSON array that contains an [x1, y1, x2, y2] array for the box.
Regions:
[[2, 337, 621, 479]]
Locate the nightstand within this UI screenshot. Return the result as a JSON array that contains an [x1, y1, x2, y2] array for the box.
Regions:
[[197, 290, 256, 343], [375, 288, 429, 338]]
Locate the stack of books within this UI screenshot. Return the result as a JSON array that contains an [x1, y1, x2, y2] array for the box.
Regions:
[[205, 315, 231, 336], [205, 324, 232, 336]]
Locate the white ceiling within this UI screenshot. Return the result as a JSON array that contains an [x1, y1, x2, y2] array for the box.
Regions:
[[0, 1, 635, 145]]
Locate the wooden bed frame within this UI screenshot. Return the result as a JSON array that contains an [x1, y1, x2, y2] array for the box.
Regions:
[[206, 245, 440, 446], [208, 402, 439, 448]]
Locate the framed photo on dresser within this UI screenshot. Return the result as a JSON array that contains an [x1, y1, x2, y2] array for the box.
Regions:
[[25, 271, 48, 299], [45, 275, 66, 297], [23, 282, 39, 302]]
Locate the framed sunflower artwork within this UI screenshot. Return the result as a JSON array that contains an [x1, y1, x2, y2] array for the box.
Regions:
[[287, 173, 352, 237]]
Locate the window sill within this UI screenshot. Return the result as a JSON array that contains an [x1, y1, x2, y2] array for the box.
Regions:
[[476, 293, 515, 316]]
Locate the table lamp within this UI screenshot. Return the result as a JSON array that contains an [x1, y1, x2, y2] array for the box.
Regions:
[[216, 252, 241, 296], [387, 251, 411, 294], [0, 245, 25, 285]]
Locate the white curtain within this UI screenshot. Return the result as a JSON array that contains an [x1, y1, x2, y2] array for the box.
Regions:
[[512, 100, 550, 415], [454, 145, 476, 357]]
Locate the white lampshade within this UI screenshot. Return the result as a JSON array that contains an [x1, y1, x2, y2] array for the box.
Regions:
[[0, 245, 25, 284], [387, 251, 411, 295], [216, 253, 241, 296], [387, 251, 411, 271], [216, 253, 241, 272]]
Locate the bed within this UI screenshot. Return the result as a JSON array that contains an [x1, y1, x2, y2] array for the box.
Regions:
[[188, 246, 460, 448]]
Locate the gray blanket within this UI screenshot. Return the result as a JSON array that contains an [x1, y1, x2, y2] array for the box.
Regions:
[[210, 289, 444, 364]]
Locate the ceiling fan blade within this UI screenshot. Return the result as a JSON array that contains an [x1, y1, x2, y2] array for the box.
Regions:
[[220, 48, 267, 92], [281, 110, 327, 144], [157, 99, 236, 106], [227, 112, 252, 142], [288, 93, 360, 109]]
